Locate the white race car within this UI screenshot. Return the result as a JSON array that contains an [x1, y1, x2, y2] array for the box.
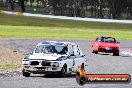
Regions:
[[22, 41, 87, 77]]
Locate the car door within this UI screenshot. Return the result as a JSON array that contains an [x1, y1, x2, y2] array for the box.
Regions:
[[72, 45, 86, 72], [65, 44, 74, 73]]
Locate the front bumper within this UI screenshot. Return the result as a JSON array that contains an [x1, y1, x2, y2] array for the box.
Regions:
[[98, 48, 119, 53], [23, 65, 62, 74]]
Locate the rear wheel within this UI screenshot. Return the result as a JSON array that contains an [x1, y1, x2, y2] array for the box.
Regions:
[[22, 69, 31, 77]]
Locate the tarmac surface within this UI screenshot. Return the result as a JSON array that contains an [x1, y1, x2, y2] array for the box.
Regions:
[[0, 39, 132, 88]]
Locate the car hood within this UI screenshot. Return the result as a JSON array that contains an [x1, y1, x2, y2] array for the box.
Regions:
[[28, 53, 67, 60], [97, 42, 119, 48]]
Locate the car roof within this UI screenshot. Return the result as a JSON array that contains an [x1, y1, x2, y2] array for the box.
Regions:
[[37, 41, 74, 46], [98, 36, 115, 39]]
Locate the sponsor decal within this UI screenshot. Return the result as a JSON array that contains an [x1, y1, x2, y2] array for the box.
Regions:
[[76, 66, 131, 85]]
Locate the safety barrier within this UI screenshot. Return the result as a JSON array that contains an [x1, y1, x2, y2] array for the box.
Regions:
[[0, 10, 132, 24]]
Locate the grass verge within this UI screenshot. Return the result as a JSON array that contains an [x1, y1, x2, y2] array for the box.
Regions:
[[0, 14, 132, 39], [0, 64, 21, 72]]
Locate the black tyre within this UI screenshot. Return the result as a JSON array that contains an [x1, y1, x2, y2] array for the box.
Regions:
[[113, 53, 119, 56], [76, 72, 80, 84], [22, 69, 31, 77], [94, 50, 98, 54], [92, 50, 95, 53], [45, 74, 54, 77], [59, 64, 67, 77], [116, 53, 119, 56], [92, 49, 98, 54], [77, 76, 87, 86], [92, 46, 94, 53]]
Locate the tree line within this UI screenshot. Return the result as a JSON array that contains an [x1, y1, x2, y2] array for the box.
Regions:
[[0, 0, 132, 19]]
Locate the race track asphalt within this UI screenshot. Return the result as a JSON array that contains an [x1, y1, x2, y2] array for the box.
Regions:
[[0, 39, 132, 88]]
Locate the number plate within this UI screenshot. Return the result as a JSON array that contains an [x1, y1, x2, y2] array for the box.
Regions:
[[52, 68, 57, 70], [105, 47, 112, 50]]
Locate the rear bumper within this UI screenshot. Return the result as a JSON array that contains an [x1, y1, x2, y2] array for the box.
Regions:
[[23, 65, 62, 74]]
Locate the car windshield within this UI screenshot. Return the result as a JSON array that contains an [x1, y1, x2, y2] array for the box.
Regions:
[[98, 37, 116, 43], [35, 45, 68, 54]]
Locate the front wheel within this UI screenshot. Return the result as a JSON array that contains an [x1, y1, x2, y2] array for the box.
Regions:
[[94, 50, 98, 54], [92, 50, 95, 53], [92, 49, 98, 54], [59, 64, 67, 77], [113, 53, 119, 56], [22, 69, 31, 77]]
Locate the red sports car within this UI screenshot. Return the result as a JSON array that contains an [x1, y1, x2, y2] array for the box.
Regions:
[[92, 36, 120, 56]]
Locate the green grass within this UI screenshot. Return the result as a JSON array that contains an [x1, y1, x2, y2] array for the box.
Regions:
[[0, 64, 19, 71], [0, 14, 132, 39]]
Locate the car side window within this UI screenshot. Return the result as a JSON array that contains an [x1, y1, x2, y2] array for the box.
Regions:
[[96, 37, 102, 42], [73, 45, 81, 57], [67, 44, 74, 57]]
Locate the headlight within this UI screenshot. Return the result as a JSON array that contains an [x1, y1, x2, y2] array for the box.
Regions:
[[50, 62, 59, 67], [22, 56, 30, 66]]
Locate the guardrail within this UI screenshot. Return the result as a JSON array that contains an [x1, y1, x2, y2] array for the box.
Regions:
[[0, 10, 132, 24]]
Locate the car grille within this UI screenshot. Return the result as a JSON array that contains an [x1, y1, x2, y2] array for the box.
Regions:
[[41, 61, 51, 66], [99, 48, 119, 52], [30, 61, 39, 65]]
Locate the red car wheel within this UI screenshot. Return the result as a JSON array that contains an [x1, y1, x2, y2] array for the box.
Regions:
[[113, 53, 119, 56]]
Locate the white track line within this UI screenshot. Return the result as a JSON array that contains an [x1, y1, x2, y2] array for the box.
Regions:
[[121, 49, 132, 56]]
